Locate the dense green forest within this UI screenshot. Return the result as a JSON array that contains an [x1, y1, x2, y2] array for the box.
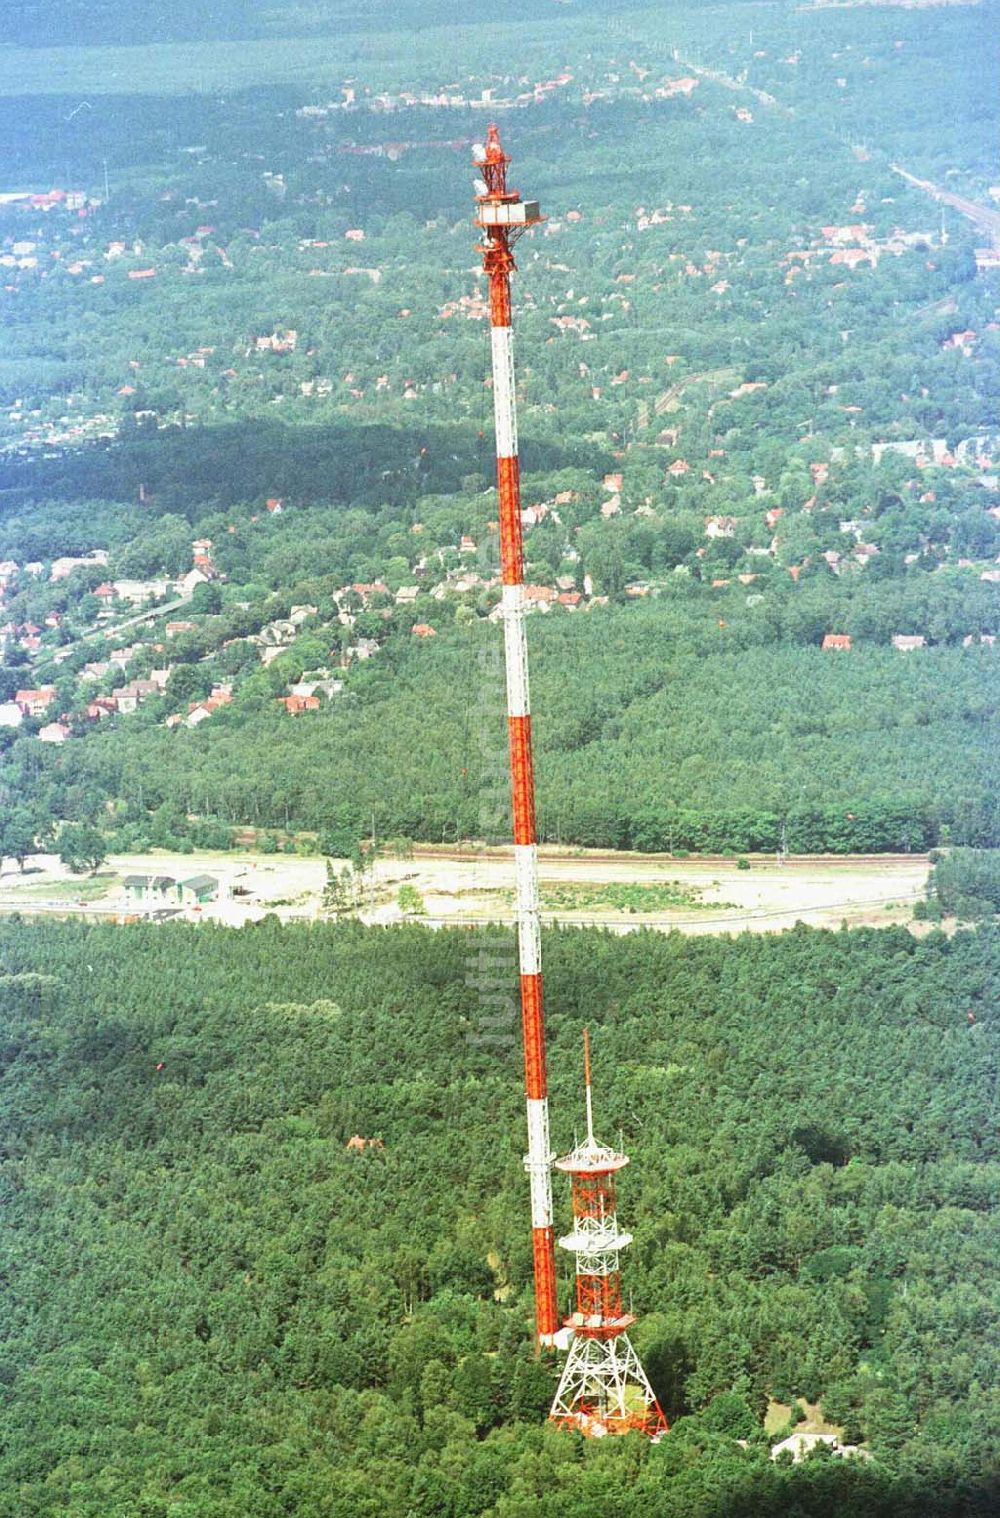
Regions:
[[923, 849, 1000, 922], [0, 918, 997, 1515]]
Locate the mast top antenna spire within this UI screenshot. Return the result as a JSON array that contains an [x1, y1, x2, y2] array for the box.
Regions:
[[583, 1027, 595, 1146]]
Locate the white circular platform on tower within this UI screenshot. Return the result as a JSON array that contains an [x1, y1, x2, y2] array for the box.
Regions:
[[554, 1138, 629, 1175]]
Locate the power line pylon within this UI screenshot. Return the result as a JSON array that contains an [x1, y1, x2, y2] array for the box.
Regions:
[[550, 1030, 668, 1438], [473, 125, 559, 1346]]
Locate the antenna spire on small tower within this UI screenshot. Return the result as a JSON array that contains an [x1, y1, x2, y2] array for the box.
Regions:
[[583, 1026, 595, 1146], [549, 1031, 668, 1439]]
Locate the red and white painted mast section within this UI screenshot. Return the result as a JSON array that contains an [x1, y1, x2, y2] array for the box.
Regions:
[[474, 125, 559, 1344]]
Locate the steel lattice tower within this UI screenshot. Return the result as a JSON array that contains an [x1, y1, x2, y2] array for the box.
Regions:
[[549, 1030, 668, 1438], [473, 125, 559, 1345]]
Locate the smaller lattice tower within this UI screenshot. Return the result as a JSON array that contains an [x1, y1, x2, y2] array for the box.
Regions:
[[549, 1030, 668, 1438]]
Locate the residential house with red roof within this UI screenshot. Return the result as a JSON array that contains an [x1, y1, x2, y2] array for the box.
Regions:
[[278, 694, 321, 714], [15, 687, 56, 718]]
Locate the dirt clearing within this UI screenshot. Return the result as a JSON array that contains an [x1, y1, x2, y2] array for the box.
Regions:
[[0, 846, 929, 936]]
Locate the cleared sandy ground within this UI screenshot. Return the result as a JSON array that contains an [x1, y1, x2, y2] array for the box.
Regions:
[[371, 847, 929, 935], [0, 845, 931, 936]]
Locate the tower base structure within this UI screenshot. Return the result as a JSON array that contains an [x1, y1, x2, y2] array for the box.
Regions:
[[551, 1328, 668, 1439], [548, 1029, 668, 1440]]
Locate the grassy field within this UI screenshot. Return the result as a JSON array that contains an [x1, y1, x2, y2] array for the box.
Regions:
[[539, 880, 727, 914], [0, 870, 117, 902]]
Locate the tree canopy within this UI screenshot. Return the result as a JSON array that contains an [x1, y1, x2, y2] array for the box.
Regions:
[[0, 917, 997, 1514]]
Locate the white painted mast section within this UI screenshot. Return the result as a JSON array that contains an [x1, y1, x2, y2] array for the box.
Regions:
[[491, 326, 519, 457], [526, 1097, 553, 1227]]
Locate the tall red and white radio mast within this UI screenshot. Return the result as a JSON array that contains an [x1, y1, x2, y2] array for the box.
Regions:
[[473, 125, 559, 1345], [472, 136, 666, 1430]]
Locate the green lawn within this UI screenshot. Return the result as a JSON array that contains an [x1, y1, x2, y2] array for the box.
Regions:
[[0, 872, 118, 901], [540, 880, 725, 914]]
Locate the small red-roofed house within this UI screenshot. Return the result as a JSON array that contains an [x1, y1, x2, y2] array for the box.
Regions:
[[412, 623, 437, 638], [822, 633, 852, 651], [15, 687, 56, 718], [352, 581, 389, 604]]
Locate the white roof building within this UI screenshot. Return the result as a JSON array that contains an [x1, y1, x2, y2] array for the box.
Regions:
[[770, 1432, 870, 1464]]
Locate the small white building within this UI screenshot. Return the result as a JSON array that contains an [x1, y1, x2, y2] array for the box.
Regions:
[[770, 1432, 869, 1464], [38, 721, 70, 744], [112, 578, 172, 606], [179, 567, 211, 599]]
